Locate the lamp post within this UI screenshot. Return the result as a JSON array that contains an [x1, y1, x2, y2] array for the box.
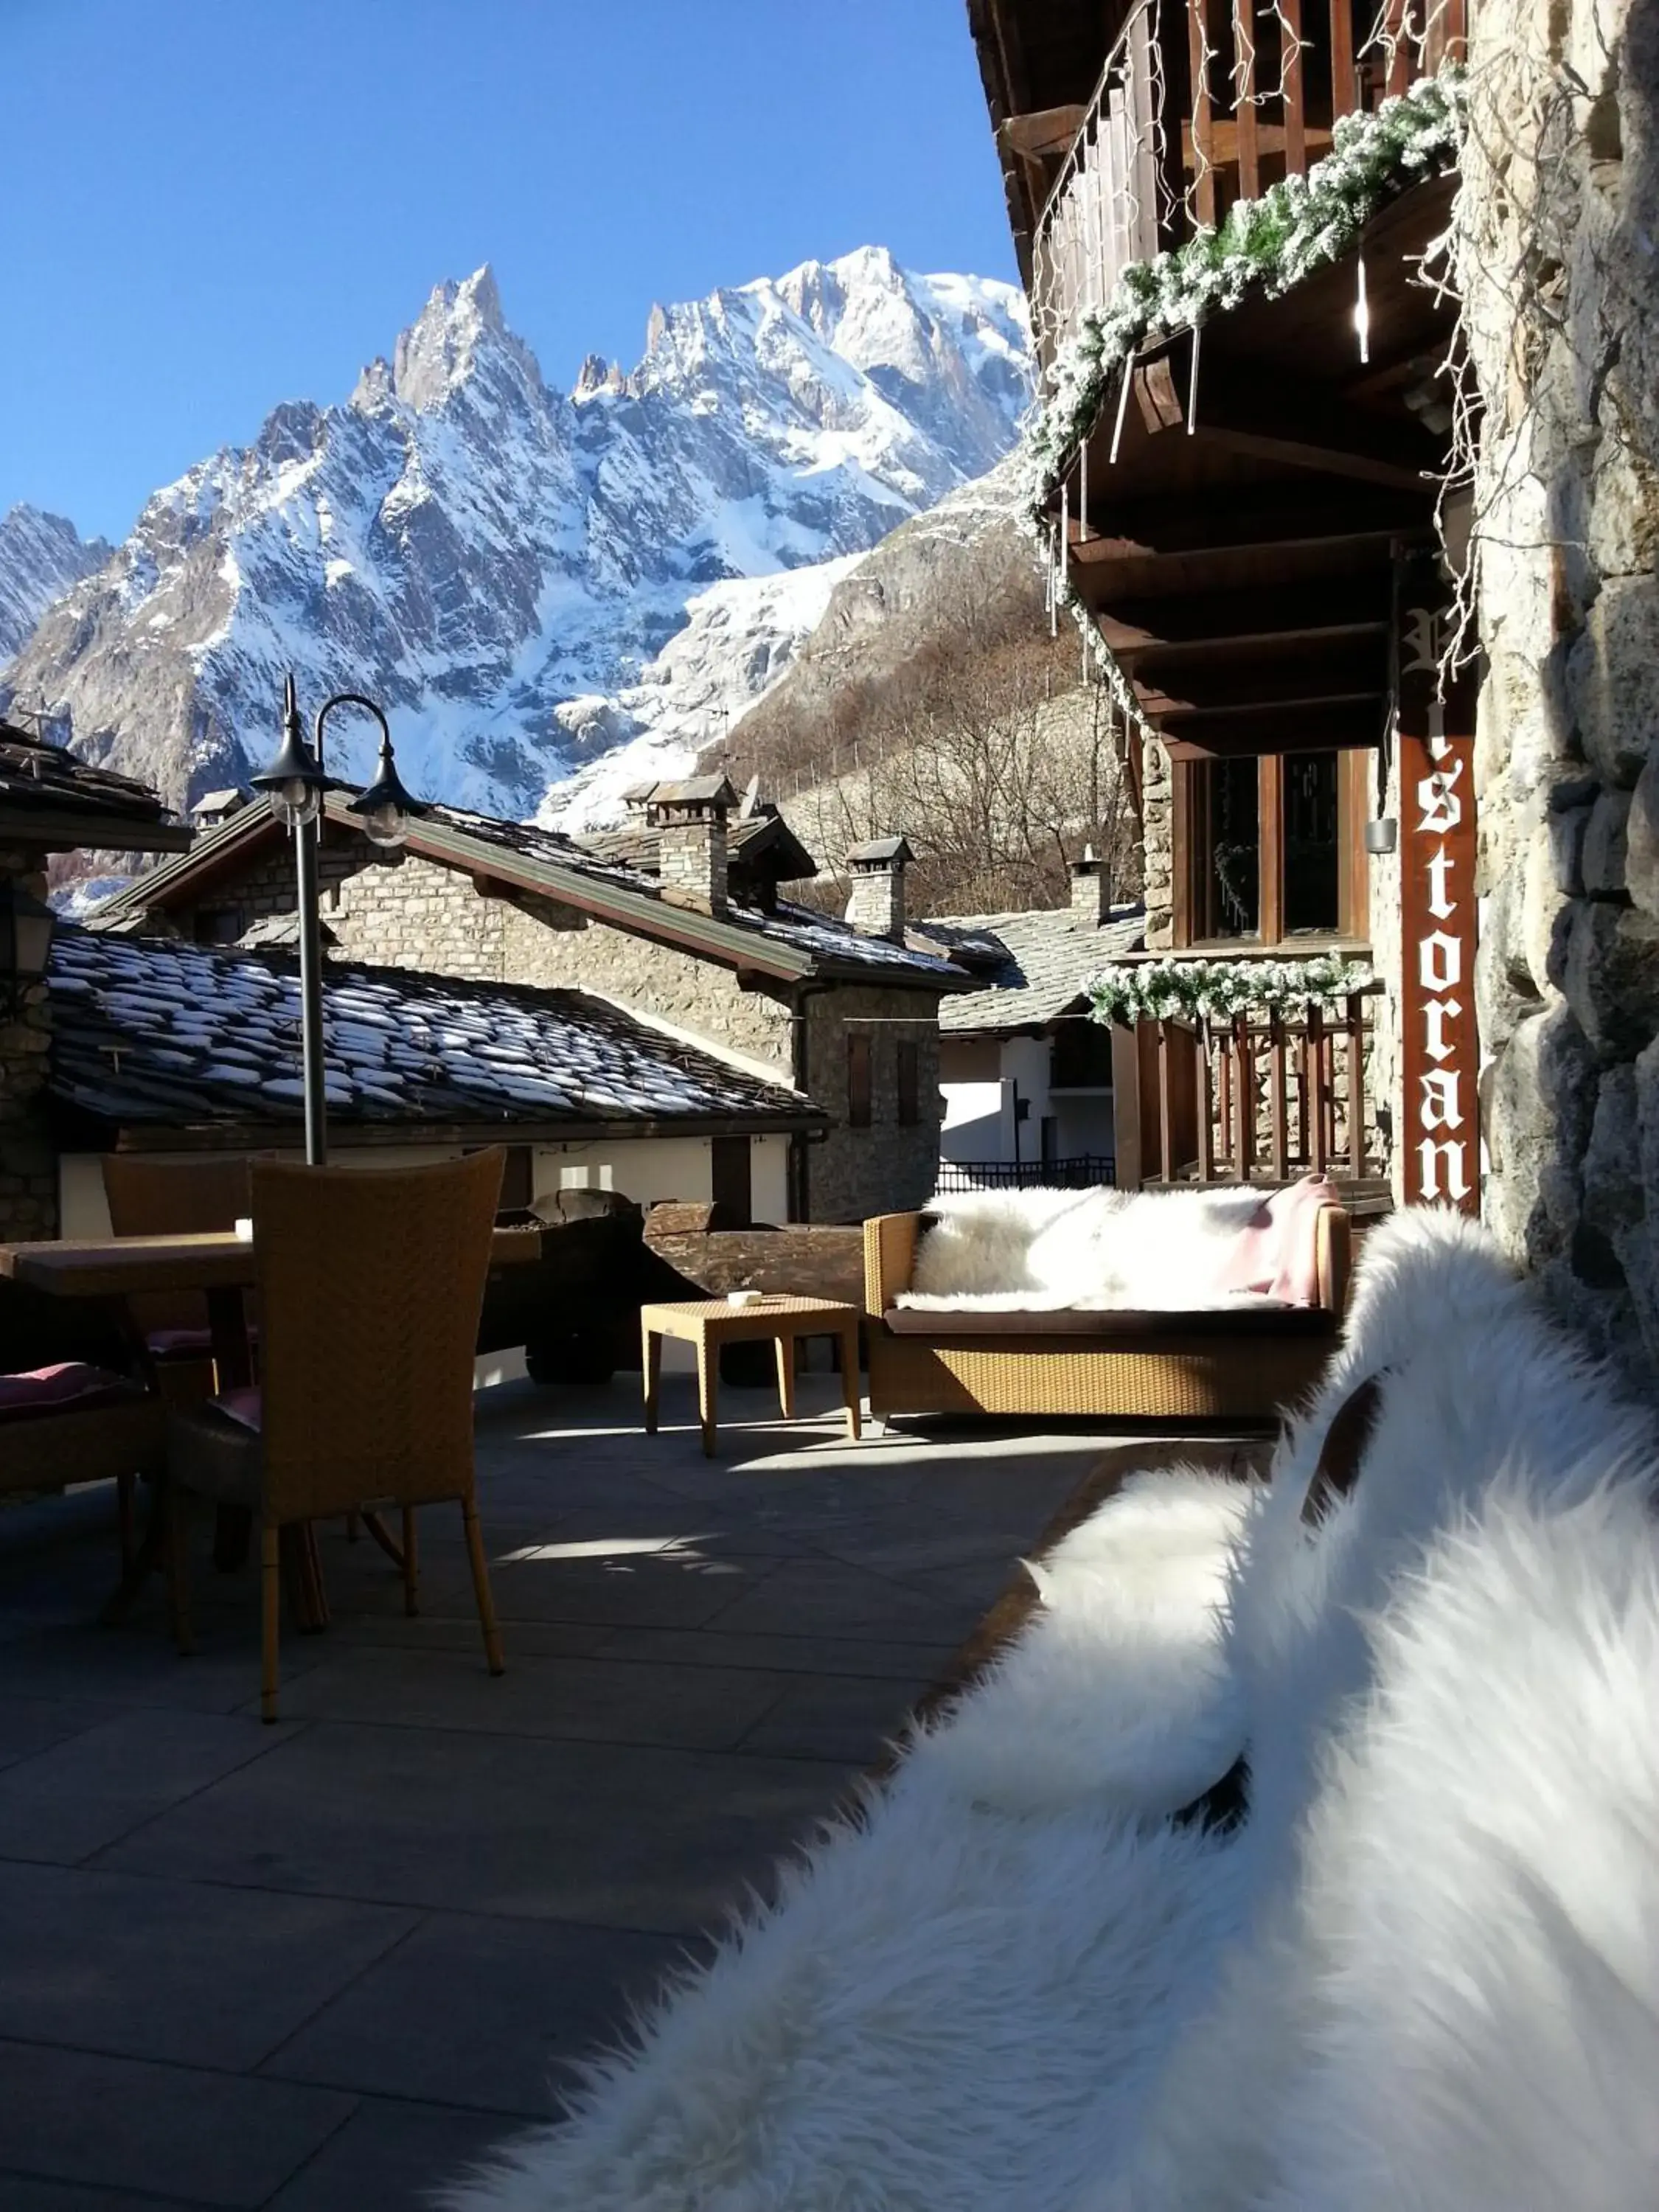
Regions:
[[251, 678, 423, 1166]]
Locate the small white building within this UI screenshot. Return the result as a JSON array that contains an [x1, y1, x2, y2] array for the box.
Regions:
[[919, 857, 1143, 1186]]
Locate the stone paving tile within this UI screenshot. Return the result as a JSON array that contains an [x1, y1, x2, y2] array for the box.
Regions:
[[592, 1622, 961, 1681], [0, 1618, 331, 1719], [470, 1548, 779, 1630], [257, 1646, 795, 1753], [0, 2039, 356, 2208], [265, 2097, 511, 2212], [0, 2176, 204, 2209], [262, 1911, 696, 2118], [0, 1860, 414, 2071], [98, 1720, 855, 1935], [706, 1556, 978, 1644], [0, 1708, 300, 1868], [734, 1670, 936, 1765], [0, 1697, 116, 1775]]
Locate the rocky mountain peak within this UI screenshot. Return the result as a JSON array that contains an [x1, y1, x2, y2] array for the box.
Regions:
[[572, 352, 625, 402], [392, 262, 516, 411]]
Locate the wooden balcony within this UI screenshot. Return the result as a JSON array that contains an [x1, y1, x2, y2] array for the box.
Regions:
[[1021, 0, 1469, 367], [1109, 987, 1385, 1191]]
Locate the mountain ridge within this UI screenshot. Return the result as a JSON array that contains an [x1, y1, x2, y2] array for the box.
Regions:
[[1, 249, 1029, 821]]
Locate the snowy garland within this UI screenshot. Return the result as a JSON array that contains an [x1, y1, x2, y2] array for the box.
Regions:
[[1088, 953, 1377, 1027], [1020, 68, 1467, 518]]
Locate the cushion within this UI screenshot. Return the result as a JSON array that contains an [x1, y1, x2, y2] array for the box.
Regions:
[[1214, 1172, 1339, 1305], [0, 1363, 141, 1425], [145, 1324, 261, 1360], [881, 1304, 1334, 1339], [906, 1183, 1311, 1312], [215, 1387, 262, 1431]]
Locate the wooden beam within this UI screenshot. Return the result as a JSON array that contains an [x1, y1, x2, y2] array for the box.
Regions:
[[1189, 0, 1217, 226], [1233, 0, 1261, 198], [1330, 0, 1357, 117], [998, 104, 1087, 159], [1282, 0, 1307, 172]]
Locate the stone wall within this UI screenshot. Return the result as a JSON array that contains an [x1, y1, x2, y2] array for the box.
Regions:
[[801, 987, 943, 1222], [0, 849, 57, 1239], [1141, 737, 1175, 950], [1460, 0, 1659, 1390]]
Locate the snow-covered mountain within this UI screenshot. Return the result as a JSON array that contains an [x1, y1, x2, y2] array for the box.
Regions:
[[0, 506, 110, 660], [1, 249, 1029, 818]]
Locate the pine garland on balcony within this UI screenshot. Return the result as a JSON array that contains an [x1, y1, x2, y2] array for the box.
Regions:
[[1088, 952, 1377, 1026], [1020, 68, 1468, 519]]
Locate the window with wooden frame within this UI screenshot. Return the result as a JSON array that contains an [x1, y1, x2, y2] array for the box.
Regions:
[[846, 1032, 872, 1128], [1173, 750, 1370, 948], [895, 1040, 920, 1127]]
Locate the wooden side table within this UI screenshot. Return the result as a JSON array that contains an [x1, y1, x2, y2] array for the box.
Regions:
[[640, 1296, 862, 1457]]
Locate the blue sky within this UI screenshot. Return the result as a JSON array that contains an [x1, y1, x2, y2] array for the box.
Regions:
[[1, 0, 1017, 544]]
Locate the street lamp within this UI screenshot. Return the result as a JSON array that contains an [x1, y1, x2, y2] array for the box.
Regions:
[[251, 677, 424, 1166], [0, 880, 55, 1020]]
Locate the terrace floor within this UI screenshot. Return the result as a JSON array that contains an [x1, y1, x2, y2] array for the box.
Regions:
[[0, 1369, 1142, 2210]]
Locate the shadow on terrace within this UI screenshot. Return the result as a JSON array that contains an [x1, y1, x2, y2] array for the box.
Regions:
[[0, 1363, 1156, 2210]]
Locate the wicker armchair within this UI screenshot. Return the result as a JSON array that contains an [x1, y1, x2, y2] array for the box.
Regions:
[[165, 1150, 507, 1719], [101, 1154, 257, 1399]]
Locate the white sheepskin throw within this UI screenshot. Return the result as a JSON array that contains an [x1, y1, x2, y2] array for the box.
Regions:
[[902, 1183, 1267, 1312], [442, 1467, 1255, 2212], [1082, 1206, 1659, 2212], [445, 1206, 1659, 2212]]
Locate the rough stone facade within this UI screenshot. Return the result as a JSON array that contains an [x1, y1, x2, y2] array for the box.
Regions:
[[1460, 0, 1659, 1389], [1141, 737, 1175, 951], [800, 987, 942, 1223], [0, 849, 58, 1239]]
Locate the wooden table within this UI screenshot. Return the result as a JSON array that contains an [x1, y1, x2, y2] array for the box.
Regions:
[[641, 1295, 862, 1458], [0, 1226, 546, 1623]]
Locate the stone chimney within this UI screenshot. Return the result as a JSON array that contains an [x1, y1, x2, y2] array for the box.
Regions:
[[845, 835, 914, 942], [650, 777, 736, 917], [1069, 844, 1112, 925]]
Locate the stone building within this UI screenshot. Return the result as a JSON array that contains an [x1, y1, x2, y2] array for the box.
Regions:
[[968, 0, 1658, 1382], [94, 782, 965, 1223], [0, 719, 189, 1239]]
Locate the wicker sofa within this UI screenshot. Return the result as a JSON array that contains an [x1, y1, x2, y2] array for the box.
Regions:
[[863, 1197, 1351, 1422]]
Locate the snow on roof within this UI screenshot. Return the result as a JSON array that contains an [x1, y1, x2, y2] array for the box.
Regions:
[[931, 905, 1147, 1032], [49, 927, 820, 1135]]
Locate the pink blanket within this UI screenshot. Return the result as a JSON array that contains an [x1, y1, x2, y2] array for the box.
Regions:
[[1214, 1173, 1339, 1306]]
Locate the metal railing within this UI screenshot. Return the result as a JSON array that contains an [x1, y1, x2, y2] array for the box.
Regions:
[[935, 1155, 1118, 1194]]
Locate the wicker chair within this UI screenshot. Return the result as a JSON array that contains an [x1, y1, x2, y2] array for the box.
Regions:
[[0, 1366, 166, 1566], [165, 1150, 507, 1719], [101, 1154, 257, 1399]]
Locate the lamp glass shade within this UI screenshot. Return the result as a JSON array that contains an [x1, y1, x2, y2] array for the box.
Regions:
[[271, 777, 323, 830], [1, 883, 55, 990], [358, 800, 410, 849]]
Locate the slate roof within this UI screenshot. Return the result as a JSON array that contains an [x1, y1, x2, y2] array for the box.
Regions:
[[49, 928, 822, 1138], [0, 721, 189, 851], [928, 904, 1146, 1033], [96, 796, 964, 990], [582, 804, 818, 888]]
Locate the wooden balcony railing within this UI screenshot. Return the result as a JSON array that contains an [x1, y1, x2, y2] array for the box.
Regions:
[[1031, 0, 1468, 366], [1029, 1, 1162, 365], [1109, 990, 1383, 1189]]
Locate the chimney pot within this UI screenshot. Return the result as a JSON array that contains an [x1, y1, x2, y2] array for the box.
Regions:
[[1069, 846, 1111, 926], [650, 776, 737, 917], [845, 834, 914, 943]]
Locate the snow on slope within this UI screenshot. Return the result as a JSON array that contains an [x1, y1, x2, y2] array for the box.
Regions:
[[2, 249, 1030, 821], [0, 506, 111, 661]]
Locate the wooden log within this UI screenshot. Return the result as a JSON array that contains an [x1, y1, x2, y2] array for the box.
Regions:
[[1329, 0, 1357, 119], [1269, 1013, 1289, 1181], [1189, 0, 1218, 225], [1346, 992, 1368, 1175], [1233, 0, 1260, 198], [1281, 0, 1307, 173], [1195, 1023, 1216, 1181], [1234, 1015, 1257, 1180]]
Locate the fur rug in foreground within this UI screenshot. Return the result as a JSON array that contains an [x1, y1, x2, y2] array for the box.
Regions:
[[448, 1209, 1659, 2212]]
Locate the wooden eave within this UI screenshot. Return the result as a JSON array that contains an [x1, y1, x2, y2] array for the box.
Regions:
[[1050, 174, 1460, 759], [0, 806, 193, 855], [58, 1105, 829, 1157]]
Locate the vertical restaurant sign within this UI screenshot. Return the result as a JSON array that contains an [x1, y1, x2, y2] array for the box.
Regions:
[[1398, 580, 1480, 1212]]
